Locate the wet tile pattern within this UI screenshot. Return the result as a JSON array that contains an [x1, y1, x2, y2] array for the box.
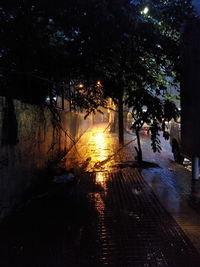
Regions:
[[1, 123, 200, 266], [63, 170, 200, 266]]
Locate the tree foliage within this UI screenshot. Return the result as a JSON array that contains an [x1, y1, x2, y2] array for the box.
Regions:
[[1, 0, 193, 103], [0, 0, 194, 152], [126, 89, 180, 161], [0, 0, 101, 104]]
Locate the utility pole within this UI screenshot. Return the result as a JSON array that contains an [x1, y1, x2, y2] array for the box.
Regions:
[[118, 89, 124, 145]]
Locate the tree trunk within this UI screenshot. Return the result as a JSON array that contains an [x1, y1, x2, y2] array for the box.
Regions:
[[61, 86, 65, 110], [118, 90, 124, 145], [49, 88, 53, 106], [135, 129, 143, 162]]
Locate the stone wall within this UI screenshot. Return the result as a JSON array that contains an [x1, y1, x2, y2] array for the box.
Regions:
[[0, 96, 92, 219]]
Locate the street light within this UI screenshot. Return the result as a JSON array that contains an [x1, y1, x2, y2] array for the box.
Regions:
[[78, 83, 84, 88], [141, 6, 149, 15], [97, 81, 102, 87]]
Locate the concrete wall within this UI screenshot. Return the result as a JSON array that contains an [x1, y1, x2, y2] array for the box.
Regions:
[[0, 96, 92, 219]]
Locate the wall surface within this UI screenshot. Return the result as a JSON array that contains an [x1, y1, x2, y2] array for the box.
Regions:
[[181, 20, 200, 157], [0, 97, 92, 219]]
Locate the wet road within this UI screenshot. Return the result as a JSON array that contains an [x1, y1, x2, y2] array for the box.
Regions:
[[1, 123, 200, 266]]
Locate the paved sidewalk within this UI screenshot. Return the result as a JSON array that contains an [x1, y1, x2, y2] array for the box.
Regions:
[[0, 123, 200, 266]]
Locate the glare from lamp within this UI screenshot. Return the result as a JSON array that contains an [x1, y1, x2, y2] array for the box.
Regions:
[[78, 83, 84, 88], [142, 6, 149, 15], [97, 81, 102, 86]]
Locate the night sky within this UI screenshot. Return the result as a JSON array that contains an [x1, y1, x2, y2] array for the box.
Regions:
[[193, 0, 200, 15]]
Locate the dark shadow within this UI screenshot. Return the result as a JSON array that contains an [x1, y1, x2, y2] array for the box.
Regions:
[[0, 171, 102, 267], [188, 180, 200, 212], [1, 97, 18, 146]]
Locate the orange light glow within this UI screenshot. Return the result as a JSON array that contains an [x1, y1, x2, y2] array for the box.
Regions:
[[94, 133, 108, 161], [97, 81, 102, 86], [95, 132, 104, 145], [66, 123, 117, 172], [78, 83, 84, 88], [96, 172, 104, 184]]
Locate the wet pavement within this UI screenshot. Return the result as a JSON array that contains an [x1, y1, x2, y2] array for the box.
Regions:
[[139, 133, 200, 253], [1, 123, 200, 266]]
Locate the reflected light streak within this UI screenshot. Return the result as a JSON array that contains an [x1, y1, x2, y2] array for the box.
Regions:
[[95, 133, 104, 147], [94, 132, 107, 161], [96, 172, 104, 184], [68, 124, 116, 172]]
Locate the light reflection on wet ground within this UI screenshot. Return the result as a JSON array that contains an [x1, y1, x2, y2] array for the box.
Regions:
[[1, 123, 200, 266], [67, 124, 200, 232], [96, 172, 105, 184], [66, 123, 200, 265], [66, 123, 121, 172], [138, 133, 200, 253]]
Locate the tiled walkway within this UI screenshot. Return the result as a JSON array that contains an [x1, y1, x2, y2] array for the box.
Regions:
[[0, 123, 200, 266], [64, 170, 200, 266]]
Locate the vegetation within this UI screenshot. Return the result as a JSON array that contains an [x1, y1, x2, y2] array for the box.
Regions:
[[126, 90, 179, 162], [0, 0, 194, 158]]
